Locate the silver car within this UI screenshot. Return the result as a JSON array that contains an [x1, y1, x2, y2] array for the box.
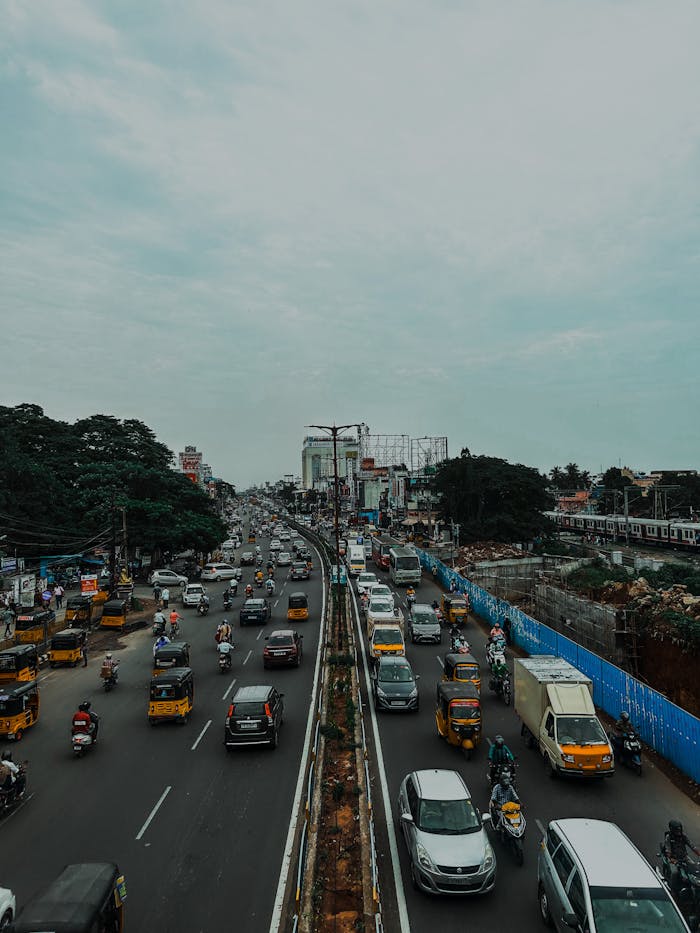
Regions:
[[397, 769, 496, 895]]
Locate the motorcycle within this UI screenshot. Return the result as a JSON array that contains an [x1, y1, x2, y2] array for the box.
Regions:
[[101, 663, 119, 693], [223, 594, 232, 611], [486, 636, 507, 667], [450, 629, 471, 653], [488, 761, 517, 788], [659, 850, 700, 931], [610, 729, 642, 776], [196, 602, 209, 617], [406, 592, 416, 610], [245, 586, 253, 599], [218, 645, 233, 673], [489, 653, 512, 706], [152, 617, 166, 637], [71, 717, 99, 758], [491, 801, 526, 866], [0, 763, 28, 814]]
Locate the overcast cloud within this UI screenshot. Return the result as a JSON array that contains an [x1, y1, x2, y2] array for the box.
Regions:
[[2, 0, 699, 487]]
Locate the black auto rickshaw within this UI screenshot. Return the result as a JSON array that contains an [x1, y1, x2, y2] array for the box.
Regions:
[[442, 652, 481, 692], [14, 607, 56, 645], [152, 641, 191, 677], [48, 628, 87, 667], [64, 594, 94, 627], [287, 591, 309, 622], [0, 644, 38, 683], [441, 593, 469, 626], [435, 681, 482, 759], [0, 679, 39, 741], [10, 861, 126, 933], [148, 667, 194, 725], [100, 598, 127, 630]]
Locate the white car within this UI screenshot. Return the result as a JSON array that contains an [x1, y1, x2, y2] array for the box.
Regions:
[[149, 569, 188, 587], [270, 539, 282, 551], [182, 583, 207, 606], [277, 551, 292, 566], [201, 562, 238, 581], [356, 572, 379, 595], [0, 885, 16, 928], [370, 584, 393, 606]]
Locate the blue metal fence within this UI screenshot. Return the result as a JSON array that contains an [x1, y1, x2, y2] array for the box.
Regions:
[[419, 549, 700, 783]]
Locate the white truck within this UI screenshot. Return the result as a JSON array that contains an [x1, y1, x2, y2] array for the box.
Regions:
[[514, 656, 614, 779], [346, 544, 366, 577]]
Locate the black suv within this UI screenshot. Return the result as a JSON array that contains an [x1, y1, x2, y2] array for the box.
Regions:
[[225, 685, 284, 749], [290, 561, 309, 581], [240, 598, 270, 626]]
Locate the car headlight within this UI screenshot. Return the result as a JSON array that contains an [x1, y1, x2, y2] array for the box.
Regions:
[[562, 753, 575, 763], [416, 843, 436, 871], [408, 688, 418, 698], [602, 754, 612, 762], [483, 843, 495, 870], [375, 687, 387, 698]]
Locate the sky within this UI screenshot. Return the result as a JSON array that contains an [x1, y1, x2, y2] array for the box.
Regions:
[[2, 0, 699, 489]]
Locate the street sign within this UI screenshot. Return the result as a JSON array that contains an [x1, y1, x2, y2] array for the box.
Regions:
[[356, 536, 363, 544], [330, 565, 348, 585], [41, 589, 52, 602]]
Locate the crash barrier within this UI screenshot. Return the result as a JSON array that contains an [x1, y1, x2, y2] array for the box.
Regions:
[[419, 550, 700, 784], [288, 521, 383, 930]]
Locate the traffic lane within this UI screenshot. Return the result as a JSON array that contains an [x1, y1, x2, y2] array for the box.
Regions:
[[0, 563, 324, 926], [363, 573, 700, 932]]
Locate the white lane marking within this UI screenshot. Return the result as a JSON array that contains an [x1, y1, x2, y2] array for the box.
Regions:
[[350, 581, 411, 932], [191, 719, 212, 751], [136, 785, 172, 841], [243, 649, 252, 665], [256, 628, 265, 641], [269, 538, 326, 933], [536, 818, 546, 838], [2, 793, 34, 824], [486, 736, 493, 747], [436, 656, 444, 669], [274, 599, 279, 607], [222, 677, 237, 701]]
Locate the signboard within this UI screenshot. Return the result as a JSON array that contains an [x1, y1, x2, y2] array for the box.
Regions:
[[330, 565, 348, 585], [81, 574, 99, 594], [1, 557, 17, 573], [19, 574, 36, 608], [42, 589, 52, 602]]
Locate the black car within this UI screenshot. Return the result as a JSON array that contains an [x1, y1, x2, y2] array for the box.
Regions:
[[371, 656, 419, 712], [290, 561, 309, 581], [225, 685, 284, 749], [240, 552, 255, 566], [240, 598, 270, 626]]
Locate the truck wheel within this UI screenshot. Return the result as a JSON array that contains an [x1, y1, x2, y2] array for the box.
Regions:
[[538, 883, 553, 927]]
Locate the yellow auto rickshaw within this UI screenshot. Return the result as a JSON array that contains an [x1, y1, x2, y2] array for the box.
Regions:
[[442, 652, 481, 692], [152, 641, 191, 677], [64, 594, 94, 627], [100, 598, 127, 630], [0, 644, 39, 683], [48, 628, 87, 667], [14, 607, 56, 645], [11, 861, 126, 932], [441, 593, 469, 626], [0, 679, 39, 741], [148, 667, 194, 725], [287, 591, 309, 621], [435, 681, 482, 759], [248, 532, 256, 544]]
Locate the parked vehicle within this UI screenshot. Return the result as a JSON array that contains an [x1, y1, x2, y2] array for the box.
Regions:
[[48, 628, 86, 667], [0, 680, 39, 742], [149, 569, 188, 587], [13, 608, 56, 645], [0, 645, 38, 683], [515, 656, 614, 778], [100, 599, 128, 631], [397, 769, 496, 895], [64, 594, 94, 627]]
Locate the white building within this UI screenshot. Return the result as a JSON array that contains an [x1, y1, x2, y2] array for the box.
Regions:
[[301, 435, 358, 489]]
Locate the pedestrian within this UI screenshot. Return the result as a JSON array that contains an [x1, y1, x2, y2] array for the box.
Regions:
[[449, 578, 457, 593], [53, 584, 65, 609], [503, 615, 512, 646], [161, 587, 170, 609], [153, 583, 162, 606], [2, 606, 14, 639], [82, 639, 88, 667]]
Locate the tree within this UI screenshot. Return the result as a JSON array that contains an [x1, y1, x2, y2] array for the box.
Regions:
[[597, 467, 635, 515], [434, 450, 554, 543]]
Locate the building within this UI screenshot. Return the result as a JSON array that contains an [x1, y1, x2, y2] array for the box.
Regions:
[[301, 435, 358, 490], [179, 445, 203, 484]]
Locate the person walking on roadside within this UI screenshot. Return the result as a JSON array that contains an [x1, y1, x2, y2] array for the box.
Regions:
[[53, 584, 65, 609], [2, 606, 14, 639], [161, 587, 170, 610], [81, 638, 89, 667], [153, 583, 162, 607]]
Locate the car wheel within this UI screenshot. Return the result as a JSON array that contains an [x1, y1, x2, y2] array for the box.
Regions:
[[270, 729, 279, 749], [538, 883, 553, 926], [410, 862, 420, 891], [14, 730, 23, 743], [0, 910, 13, 930]]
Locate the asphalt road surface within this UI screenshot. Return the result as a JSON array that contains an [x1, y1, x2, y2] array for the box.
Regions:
[[0, 540, 324, 932], [353, 564, 700, 933]]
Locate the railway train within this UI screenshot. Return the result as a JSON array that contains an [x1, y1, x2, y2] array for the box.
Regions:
[[545, 511, 700, 551]]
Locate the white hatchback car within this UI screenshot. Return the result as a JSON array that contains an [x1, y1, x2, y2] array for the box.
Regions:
[[370, 584, 394, 606], [277, 551, 292, 566], [149, 569, 188, 587], [0, 885, 16, 927], [270, 539, 282, 552], [357, 572, 379, 595], [201, 562, 238, 581], [182, 582, 208, 606]]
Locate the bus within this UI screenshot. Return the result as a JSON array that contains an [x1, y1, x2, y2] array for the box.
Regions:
[[371, 535, 399, 572], [346, 544, 366, 577], [389, 546, 422, 586]]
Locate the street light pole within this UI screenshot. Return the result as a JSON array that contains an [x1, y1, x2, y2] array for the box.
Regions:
[[308, 423, 360, 649]]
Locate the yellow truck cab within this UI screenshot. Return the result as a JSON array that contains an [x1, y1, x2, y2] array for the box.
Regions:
[[515, 656, 614, 778]]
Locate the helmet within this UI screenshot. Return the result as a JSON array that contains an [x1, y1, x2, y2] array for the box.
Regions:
[[106, 652, 112, 660], [669, 820, 684, 836], [619, 711, 630, 722], [1, 751, 12, 762], [79, 700, 91, 713], [495, 735, 504, 748], [499, 775, 511, 788]]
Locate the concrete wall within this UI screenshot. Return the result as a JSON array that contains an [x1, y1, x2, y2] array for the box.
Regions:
[[466, 557, 544, 600], [534, 583, 618, 661]]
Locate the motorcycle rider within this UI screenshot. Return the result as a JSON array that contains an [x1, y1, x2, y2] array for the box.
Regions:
[[662, 820, 700, 895], [73, 700, 99, 742], [216, 620, 232, 645], [266, 578, 275, 597], [218, 639, 234, 668], [245, 584, 253, 598], [613, 710, 635, 741], [152, 608, 166, 634], [489, 621, 504, 641], [488, 735, 516, 783], [153, 633, 171, 656], [406, 585, 416, 604], [450, 626, 470, 652], [489, 774, 520, 828], [101, 652, 119, 682], [0, 751, 19, 788]]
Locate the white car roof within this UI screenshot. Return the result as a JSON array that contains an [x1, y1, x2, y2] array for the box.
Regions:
[[414, 769, 468, 801], [554, 819, 660, 889]]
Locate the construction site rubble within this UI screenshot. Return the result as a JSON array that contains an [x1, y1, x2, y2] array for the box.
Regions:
[[598, 578, 700, 620], [453, 541, 529, 573]]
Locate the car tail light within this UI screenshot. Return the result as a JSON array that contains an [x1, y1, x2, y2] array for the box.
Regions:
[[265, 702, 273, 725], [227, 704, 234, 717]]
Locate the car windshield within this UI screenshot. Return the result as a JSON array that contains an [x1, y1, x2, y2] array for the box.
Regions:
[[359, 574, 376, 584], [590, 887, 688, 931], [233, 701, 265, 716], [373, 587, 391, 597], [449, 598, 467, 609], [556, 716, 608, 745], [412, 612, 436, 625], [379, 665, 413, 683], [268, 635, 294, 647], [374, 629, 401, 646], [245, 600, 264, 609], [417, 796, 481, 834], [370, 600, 394, 614]]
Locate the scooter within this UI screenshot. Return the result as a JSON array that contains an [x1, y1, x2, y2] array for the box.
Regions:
[[196, 602, 209, 617], [71, 719, 99, 758], [223, 594, 232, 611], [450, 629, 471, 653], [659, 850, 700, 931], [486, 637, 507, 666], [218, 646, 233, 673], [610, 730, 643, 776], [152, 617, 166, 637], [491, 801, 526, 866], [101, 663, 119, 693], [0, 763, 28, 814]]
